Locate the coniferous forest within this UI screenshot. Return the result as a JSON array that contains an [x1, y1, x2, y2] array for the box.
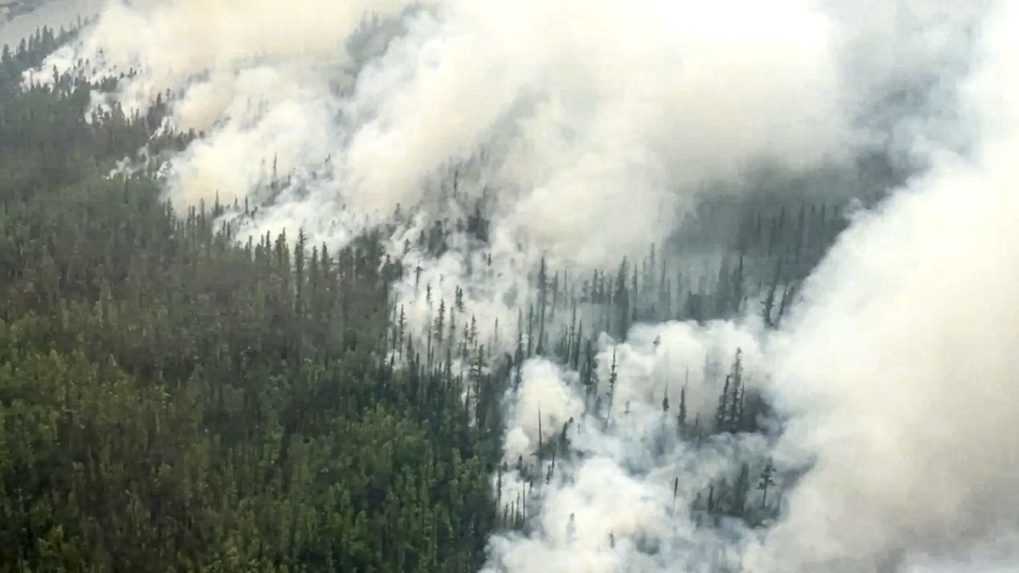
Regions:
[[0, 25, 854, 572], [5, 4, 1017, 572], [1, 27, 503, 572]]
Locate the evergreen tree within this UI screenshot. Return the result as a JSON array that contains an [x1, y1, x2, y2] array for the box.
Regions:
[[758, 458, 777, 510]]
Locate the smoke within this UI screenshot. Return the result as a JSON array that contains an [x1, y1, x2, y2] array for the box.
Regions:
[[482, 1, 1019, 571], [38, 0, 864, 265], [825, 1, 987, 165], [485, 1, 1018, 571], [24, 0, 1019, 571], [749, 3, 1019, 569], [487, 322, 771, 573]]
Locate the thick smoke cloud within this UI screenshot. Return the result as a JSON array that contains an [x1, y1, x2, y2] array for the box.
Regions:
[[487, 323, 770, 573], [42, 0, 857, 265], [751, 3, 1019, 569], [27, 0, 1019, 571], [482, 1, 1019, 571], [825, 1, 987, 164]]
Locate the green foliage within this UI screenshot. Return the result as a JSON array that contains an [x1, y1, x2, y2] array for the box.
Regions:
[[0, 24, 848, 569], [0, 31, 499, 572]]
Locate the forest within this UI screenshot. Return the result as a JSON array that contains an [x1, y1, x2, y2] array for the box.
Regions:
[[0, 23, 859, 572], [4, 2, 1018, 572], [0, 25, 507, 571]]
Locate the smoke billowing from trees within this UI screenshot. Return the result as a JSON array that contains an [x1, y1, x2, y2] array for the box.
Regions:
[[19, 0, 1019, 571], [755, 5, 1019, 569], [39, 0, 864, 263]]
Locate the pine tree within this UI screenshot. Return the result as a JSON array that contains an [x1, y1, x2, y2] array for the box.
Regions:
[[758, 458, 777, 510], [606, 347, 618, 427], [435, 299, 446, 348], [614, 258, 630, 338], [715, 374, 731, 432], [762, 259, 783, 328], [678, 384, 687, 431], [732, 463, 751, 516], [536, 257, 548, 356]]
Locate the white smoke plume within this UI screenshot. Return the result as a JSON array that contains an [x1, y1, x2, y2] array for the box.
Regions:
[[24, 0, 1019, 571], [486, 322, 771, 572], [31, 1, 976, 351], [749, 2, 1019, 569], [38, 0, 861, 265], [487, 1, 1019, 571]]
